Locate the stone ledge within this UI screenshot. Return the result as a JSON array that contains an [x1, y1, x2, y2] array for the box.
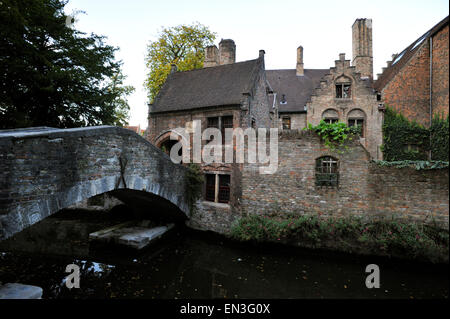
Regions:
[[0, 283, 43, 299]]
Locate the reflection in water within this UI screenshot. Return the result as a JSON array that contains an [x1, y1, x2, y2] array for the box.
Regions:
[[0, 210, 448, 299]]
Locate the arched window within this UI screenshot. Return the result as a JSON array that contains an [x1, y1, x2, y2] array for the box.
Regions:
[[335, 76, 352, 99], [322, 109, 339, 124], [315, 156, 339, 187], [347, 109, 366, 137]]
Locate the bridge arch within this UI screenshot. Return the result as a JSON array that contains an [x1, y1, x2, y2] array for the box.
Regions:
[[0, 126, 189, 241]]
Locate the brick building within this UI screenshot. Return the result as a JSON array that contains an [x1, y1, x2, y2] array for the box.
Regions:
[[268, 19, 383, 159], [144, 18, 448, 233], [146, 39, 272, 216], [374, 16, 449, 126]]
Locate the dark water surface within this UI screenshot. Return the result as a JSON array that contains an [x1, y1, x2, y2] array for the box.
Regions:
[[0, 210, 448, 299]]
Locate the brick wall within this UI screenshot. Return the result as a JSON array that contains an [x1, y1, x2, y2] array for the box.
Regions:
[[381, 41, 431, 126], [238, 132, 448, 231], [432, 25, 449, 118], [306, 54, 383, 159]]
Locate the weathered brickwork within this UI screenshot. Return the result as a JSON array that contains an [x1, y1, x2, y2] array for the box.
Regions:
[[378, 22, 449, 126], [306, 54, 383, 159], [278, 113, 307, 130], [381, 41, 431, 126], [239, 132, 448, 229], [241, 132, 372, 221], [432, 24, 449, 118], [0, 127, 189, 240], [368, 164, 448, 224]]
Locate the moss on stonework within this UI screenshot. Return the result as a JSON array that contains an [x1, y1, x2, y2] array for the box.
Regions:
[[230, 214, 449, 264]]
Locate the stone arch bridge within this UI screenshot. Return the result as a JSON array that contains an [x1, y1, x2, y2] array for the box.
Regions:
[[0, 126, 189, 241]]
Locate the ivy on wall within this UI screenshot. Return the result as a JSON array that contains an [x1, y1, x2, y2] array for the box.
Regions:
[[381, 107, 430, 161], [185, 163, 205, 212], [382, 107, 449, 161], [430, 113, 449, 161]]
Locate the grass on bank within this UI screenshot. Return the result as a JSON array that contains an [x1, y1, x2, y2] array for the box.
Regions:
[[230, 214, 449, 263]]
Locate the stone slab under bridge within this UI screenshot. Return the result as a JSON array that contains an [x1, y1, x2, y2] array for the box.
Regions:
[[89, 220, 175, 250]]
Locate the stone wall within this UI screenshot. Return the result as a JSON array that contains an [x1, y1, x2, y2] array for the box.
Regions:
[[278, 113, 307, 130], [0, 126, 188, 240], [239, 132, 448, 228], [367, 164, 448, 224], [306, 53, 383, 159]]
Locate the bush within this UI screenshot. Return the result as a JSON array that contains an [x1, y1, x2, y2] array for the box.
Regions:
[[230, 214, 449, 263]]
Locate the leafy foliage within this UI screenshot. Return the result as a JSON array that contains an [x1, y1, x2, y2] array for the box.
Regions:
[[304, 120, 360, 151], [0, 0, 134, 129], [373, 160, 449, 170], [107, 69, 135, 127], [144, 23, 216, 103], [185, 163, 205, 212], [430, 113, 449, 161], [382, 107, 449, 161], [230, 214, 449, 263], [381, 106, 430, 160]]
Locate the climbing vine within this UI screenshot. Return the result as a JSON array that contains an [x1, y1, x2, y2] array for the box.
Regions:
[[382, 107, 449, 161], [304, 120, 360, 151], [373, 160, 449, 170], [430, 113, 449, 161], [185, 163, 204, 211], [381, 106, 430, 161]]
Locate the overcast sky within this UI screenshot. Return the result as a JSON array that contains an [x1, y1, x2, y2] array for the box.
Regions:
[[65, 0, 448, 129]]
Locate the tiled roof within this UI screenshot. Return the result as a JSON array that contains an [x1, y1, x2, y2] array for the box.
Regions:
[[149, 58, 262, 113], [266, 69, 328, 113], [374, 15, 449, 92]]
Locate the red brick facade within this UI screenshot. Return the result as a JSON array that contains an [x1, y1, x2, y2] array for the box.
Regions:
[[432, 24, 449, 118], [376, 18, 449, 126]]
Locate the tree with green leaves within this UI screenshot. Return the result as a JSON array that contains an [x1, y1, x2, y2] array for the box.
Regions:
[[0, 0, 134, 129], [144, 22, 216, 103], [107, 69, 135, 127]]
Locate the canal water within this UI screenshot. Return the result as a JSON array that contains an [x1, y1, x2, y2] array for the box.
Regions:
[[0, 209, 448, 299]]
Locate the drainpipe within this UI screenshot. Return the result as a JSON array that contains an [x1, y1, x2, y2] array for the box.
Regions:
[[429, 36, 433, 160]]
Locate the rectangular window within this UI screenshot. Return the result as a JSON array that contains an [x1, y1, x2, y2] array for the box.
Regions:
[[336, 84, 351, 98], [348, 119, 364, 137], [315, 157, 339, 187], [204, 173, 231, 204], [282, 117, 291, 130], [207, 117, 219, 129], [205, 174, 216, 202], [218, 175, 231, 203], [324, 118, 338, 124], [221, 116, 233, 144]]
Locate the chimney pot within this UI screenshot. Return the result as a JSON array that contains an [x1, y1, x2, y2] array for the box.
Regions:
[[339, 53, 346, 61], [204, 45, 219, 68], [296, 46, 304, 76], [219, 39, 236, 65], [259, 49, 265, 57], [352, 18, 373, 79]]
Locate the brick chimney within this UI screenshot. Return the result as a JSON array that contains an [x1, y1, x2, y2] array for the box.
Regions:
[[204, 45, 219, 68], [352, 18, 373, 79], [296, 46, 304, 76], [219, 39, 236, 65]]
